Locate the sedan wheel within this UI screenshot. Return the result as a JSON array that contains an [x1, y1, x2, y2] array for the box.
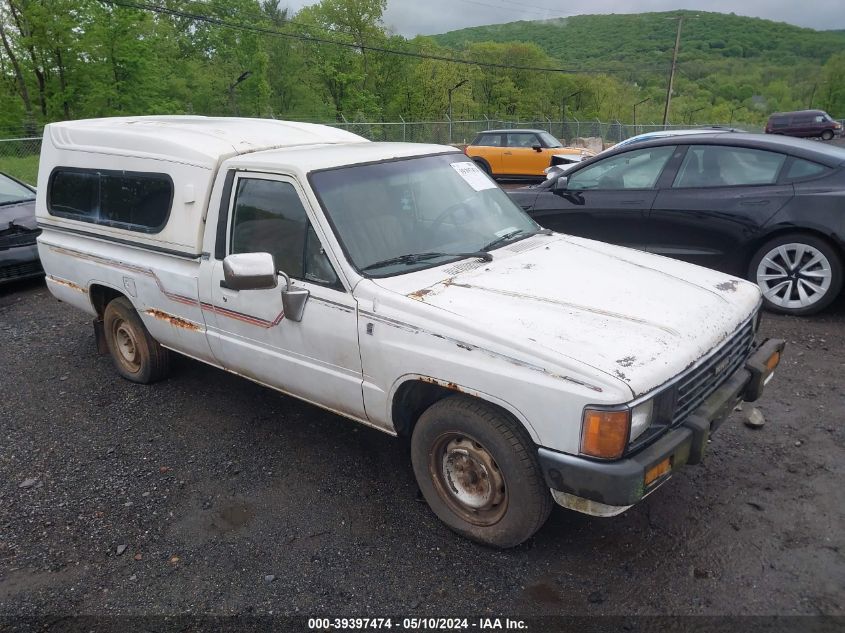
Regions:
[[751, 236, 842, 315]]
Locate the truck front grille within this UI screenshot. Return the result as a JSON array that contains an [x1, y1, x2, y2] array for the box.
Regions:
[[671, 317, 756, 427]]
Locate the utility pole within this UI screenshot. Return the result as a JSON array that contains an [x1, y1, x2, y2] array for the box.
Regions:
[[662, 16, 685, 128]]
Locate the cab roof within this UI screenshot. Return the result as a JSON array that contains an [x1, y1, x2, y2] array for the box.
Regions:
[[45, 116, 369, 169], [228, 142, 459, 174]]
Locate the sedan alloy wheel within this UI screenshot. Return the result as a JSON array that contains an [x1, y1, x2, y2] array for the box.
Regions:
[[756, 242, 833, 311]]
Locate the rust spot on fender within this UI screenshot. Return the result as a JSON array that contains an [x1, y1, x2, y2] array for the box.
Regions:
[[144, 309, 202, 331], [47, 276, 87, 293], [716, 280, 740, 292], [418, 376, 464, 392]]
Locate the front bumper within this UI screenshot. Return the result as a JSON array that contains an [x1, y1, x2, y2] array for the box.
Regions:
[[538, 338, 785, 510]]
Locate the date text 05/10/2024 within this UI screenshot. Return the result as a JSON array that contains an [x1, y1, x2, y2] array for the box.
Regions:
[[307, 618, 528, 630]]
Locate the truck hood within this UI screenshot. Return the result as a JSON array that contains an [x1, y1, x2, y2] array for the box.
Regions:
[[372, 234, 761, 398]]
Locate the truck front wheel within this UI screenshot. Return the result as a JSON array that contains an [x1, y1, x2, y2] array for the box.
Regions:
[[411, 395, 552, 548], [103, 297, 171, 384]]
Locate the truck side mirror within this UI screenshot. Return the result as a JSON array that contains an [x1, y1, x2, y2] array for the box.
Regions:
[[279, 272, 310, 322], [532, 144, 542, 152], [222, 253, 278, 290]]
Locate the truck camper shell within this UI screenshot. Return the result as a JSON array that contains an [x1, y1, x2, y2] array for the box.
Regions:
[[36, 116, 368, 257]]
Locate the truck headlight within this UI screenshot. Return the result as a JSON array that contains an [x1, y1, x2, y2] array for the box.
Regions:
[[630, 400, 654, 442]]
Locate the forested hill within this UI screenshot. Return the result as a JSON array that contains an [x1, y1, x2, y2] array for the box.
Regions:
[[433, 11, 845, 121], [434, 11, 845, 70]]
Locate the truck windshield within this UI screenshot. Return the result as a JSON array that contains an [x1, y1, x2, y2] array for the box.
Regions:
[[310, 153, 540, 277]]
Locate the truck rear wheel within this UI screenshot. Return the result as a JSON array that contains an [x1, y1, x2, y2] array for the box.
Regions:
[[411, 395, 552, 548], [103, 296, 171, 383]]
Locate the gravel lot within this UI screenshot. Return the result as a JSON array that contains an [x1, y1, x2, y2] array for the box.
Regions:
[[1, 277, 843, 619]]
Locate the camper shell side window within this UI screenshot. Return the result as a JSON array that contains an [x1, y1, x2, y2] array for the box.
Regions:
[[47, 167, 174, 233]]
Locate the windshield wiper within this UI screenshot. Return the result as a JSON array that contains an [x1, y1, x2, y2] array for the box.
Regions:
[[362, 251, 492, 272], [481, 228, 552, 252]]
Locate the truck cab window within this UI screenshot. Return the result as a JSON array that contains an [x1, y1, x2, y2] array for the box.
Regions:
[[230, 177, 338, 286]]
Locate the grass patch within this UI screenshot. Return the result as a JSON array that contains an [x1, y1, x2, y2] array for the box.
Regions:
[[0, 155, 39, 186]]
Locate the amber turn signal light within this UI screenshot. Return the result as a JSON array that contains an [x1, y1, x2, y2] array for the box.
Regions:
[[765, 351, 780, 372], [645, 457, 672, 486], [581, 409, 630, 459]]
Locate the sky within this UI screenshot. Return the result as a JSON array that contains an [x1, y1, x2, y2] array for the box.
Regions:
[[282, 0, 845, 36]]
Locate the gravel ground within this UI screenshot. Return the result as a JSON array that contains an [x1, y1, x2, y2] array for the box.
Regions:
[[0, 278, 843, 619]]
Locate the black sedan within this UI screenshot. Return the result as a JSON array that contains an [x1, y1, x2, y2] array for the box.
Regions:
[[0, 172, 41, 285], [508, 133, 845, 316]]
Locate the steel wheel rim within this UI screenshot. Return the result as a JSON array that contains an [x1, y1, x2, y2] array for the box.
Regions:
[[112, 318, 141, 373], [756, 242, 832, 310], [429, 433, 507, 526]]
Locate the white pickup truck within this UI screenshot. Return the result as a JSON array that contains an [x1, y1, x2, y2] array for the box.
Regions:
[[36, 116, 784, 547]]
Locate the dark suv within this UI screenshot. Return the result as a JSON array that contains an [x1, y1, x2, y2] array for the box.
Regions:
[[765, 110, 842, 140]]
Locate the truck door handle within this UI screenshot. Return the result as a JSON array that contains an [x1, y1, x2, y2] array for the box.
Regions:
[[503, 151, 512, 155], [740, 199, 769, 206], [621, 200, 646, 205]]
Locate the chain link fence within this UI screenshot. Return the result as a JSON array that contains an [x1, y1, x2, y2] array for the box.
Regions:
[[0, 118, 780, 185], [0, 136, 42, 185], [329, 117, 765, 146]]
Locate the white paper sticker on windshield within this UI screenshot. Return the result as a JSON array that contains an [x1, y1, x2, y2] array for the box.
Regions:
[[451, 161, 497, 191]]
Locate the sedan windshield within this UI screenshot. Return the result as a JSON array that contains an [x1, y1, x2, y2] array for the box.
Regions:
[[310, 154, 541, 277], [0, 173, 35, 205]]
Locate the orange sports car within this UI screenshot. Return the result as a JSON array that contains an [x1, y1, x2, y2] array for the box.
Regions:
[[465, 129, 595, 179]]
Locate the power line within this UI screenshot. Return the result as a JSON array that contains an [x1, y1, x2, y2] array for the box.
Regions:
[[98, 0, 653, 75]]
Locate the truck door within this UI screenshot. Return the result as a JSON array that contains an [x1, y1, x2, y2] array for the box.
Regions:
[[201, 171, 366, 420]]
